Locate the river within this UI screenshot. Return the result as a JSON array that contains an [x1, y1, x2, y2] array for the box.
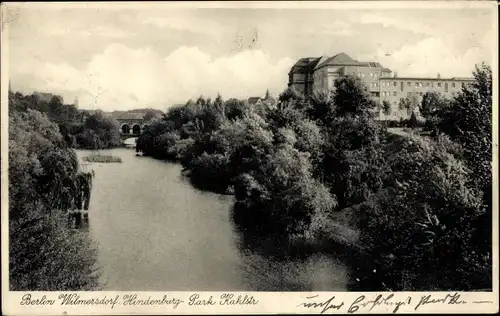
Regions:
[[77, 147, 350, 291]]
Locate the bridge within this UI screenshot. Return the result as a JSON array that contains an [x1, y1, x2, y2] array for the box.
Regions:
[[115, 113, 150, 140]]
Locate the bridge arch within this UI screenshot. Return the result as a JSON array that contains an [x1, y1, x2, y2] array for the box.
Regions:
[[121, 123, 130, 134], [132, 124, 141, 135]]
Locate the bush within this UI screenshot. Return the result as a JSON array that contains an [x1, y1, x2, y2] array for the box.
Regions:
[[83, 155, 122, 163], [9, 108, 99, 290], [354, 135, 488, 291], [188, 152, 232, 192]]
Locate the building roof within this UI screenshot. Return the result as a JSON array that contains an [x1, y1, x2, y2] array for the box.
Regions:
[[380, 76, 474, 81], [248, 97, 262, 104], [114, 112, 145, 120], [358, 61, 383, 68], [450, 77, 475, 81], [289, 57, 321, 74], [314, 52, 359, 69], [382, 67, 392, 73], [33, 91, 63, 103]]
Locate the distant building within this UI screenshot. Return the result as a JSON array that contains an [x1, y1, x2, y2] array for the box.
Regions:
[[114, 112, 148, 135], [248, 90, 277, 108], [33, 91, 64, 104], [248, 97, 263, 105], [288, 52, 473, 119]]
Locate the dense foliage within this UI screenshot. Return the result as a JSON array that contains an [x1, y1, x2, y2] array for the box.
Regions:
[[9, 104, 99, 290], [135, 65, 492, 291], [9, 92, 120, 149]]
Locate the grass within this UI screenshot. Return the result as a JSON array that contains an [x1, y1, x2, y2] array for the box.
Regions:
[[83, 154, 122, 163]]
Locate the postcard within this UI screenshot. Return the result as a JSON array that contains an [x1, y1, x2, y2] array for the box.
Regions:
[[1, 1, 498, 315]]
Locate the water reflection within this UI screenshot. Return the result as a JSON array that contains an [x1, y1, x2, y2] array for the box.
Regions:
[[77, 148, 350, 291], [231, 204, 350, 291]]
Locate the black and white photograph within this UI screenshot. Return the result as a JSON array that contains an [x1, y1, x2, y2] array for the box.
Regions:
[[1, 1, 498, 314]]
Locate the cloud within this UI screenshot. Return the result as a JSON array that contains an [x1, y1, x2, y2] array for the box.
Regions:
[[143, 15, 227, 36], [323, 20, 359, 36], [359, 33, 492, 78], [353, 12, 433, 36], [42, 24, 134, 38], [15, 43, 295, 110]]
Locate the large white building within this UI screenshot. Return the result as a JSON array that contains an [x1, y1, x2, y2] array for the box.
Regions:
[[288, 52, 474, 119]]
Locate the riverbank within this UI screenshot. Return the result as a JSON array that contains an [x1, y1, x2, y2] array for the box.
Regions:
[[83, 154, 122, 163], [77, 147, 351, 291], [134, 68, 492, 292]]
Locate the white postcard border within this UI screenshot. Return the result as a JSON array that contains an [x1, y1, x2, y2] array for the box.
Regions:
[[1, 1, 498, 315]]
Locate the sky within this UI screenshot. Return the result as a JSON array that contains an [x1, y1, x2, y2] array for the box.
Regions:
[[5, 2, 496, 111]]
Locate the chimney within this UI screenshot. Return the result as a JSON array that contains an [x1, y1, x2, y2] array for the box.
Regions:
[[394, 72, 398, 78], [437, 73, 441, 79]]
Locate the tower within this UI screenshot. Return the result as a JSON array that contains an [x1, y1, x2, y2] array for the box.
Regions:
[[73, 96, 79, 109]]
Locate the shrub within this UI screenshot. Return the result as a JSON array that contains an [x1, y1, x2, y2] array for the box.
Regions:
[[355, 135, 488, 291], [9, 108, 99, 290]]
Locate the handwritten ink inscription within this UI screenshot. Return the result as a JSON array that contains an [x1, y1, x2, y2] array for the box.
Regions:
[[348, 294, 411, 314], [297, 295, 345, 314], [297, 292, 472, 314], [414, 293, 467, 311]]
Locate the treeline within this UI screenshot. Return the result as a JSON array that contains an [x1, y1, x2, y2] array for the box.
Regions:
[[9, 100, 100, 290], [9, 91, 121, 149], [137, 63, 492, 291]]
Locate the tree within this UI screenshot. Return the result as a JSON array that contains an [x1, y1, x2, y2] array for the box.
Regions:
[[225, 98, 249, 120], [398, 96, 412, 116], [278, 87, 304, 103], [330, 76, 377, 117], [382, 100, 392, 119], [436, 63, 492, 196], [356, 134, 488, 291], [435, 63, 492, 267], [9, 108, 98, 290], [319, 76, 387, 210], [81, 112, 120, 148], [420, 91, 449, 119], [214, 93, 225, 117], [409, 111, 418, 129], [143, 110, 158, 122], [265, 89, 271, 100]]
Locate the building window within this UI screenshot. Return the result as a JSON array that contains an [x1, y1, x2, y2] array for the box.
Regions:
[[393, 91, 397, 96], [437, 83, 442, 87], [452, 82, 456, 88], [407, 82, 411, 87], [393, 82, 397, 87], [362, 73, 365, 77], [426, 82, 430, 87], [407, 92, 411, 96], [357, 72, 361, 77]]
